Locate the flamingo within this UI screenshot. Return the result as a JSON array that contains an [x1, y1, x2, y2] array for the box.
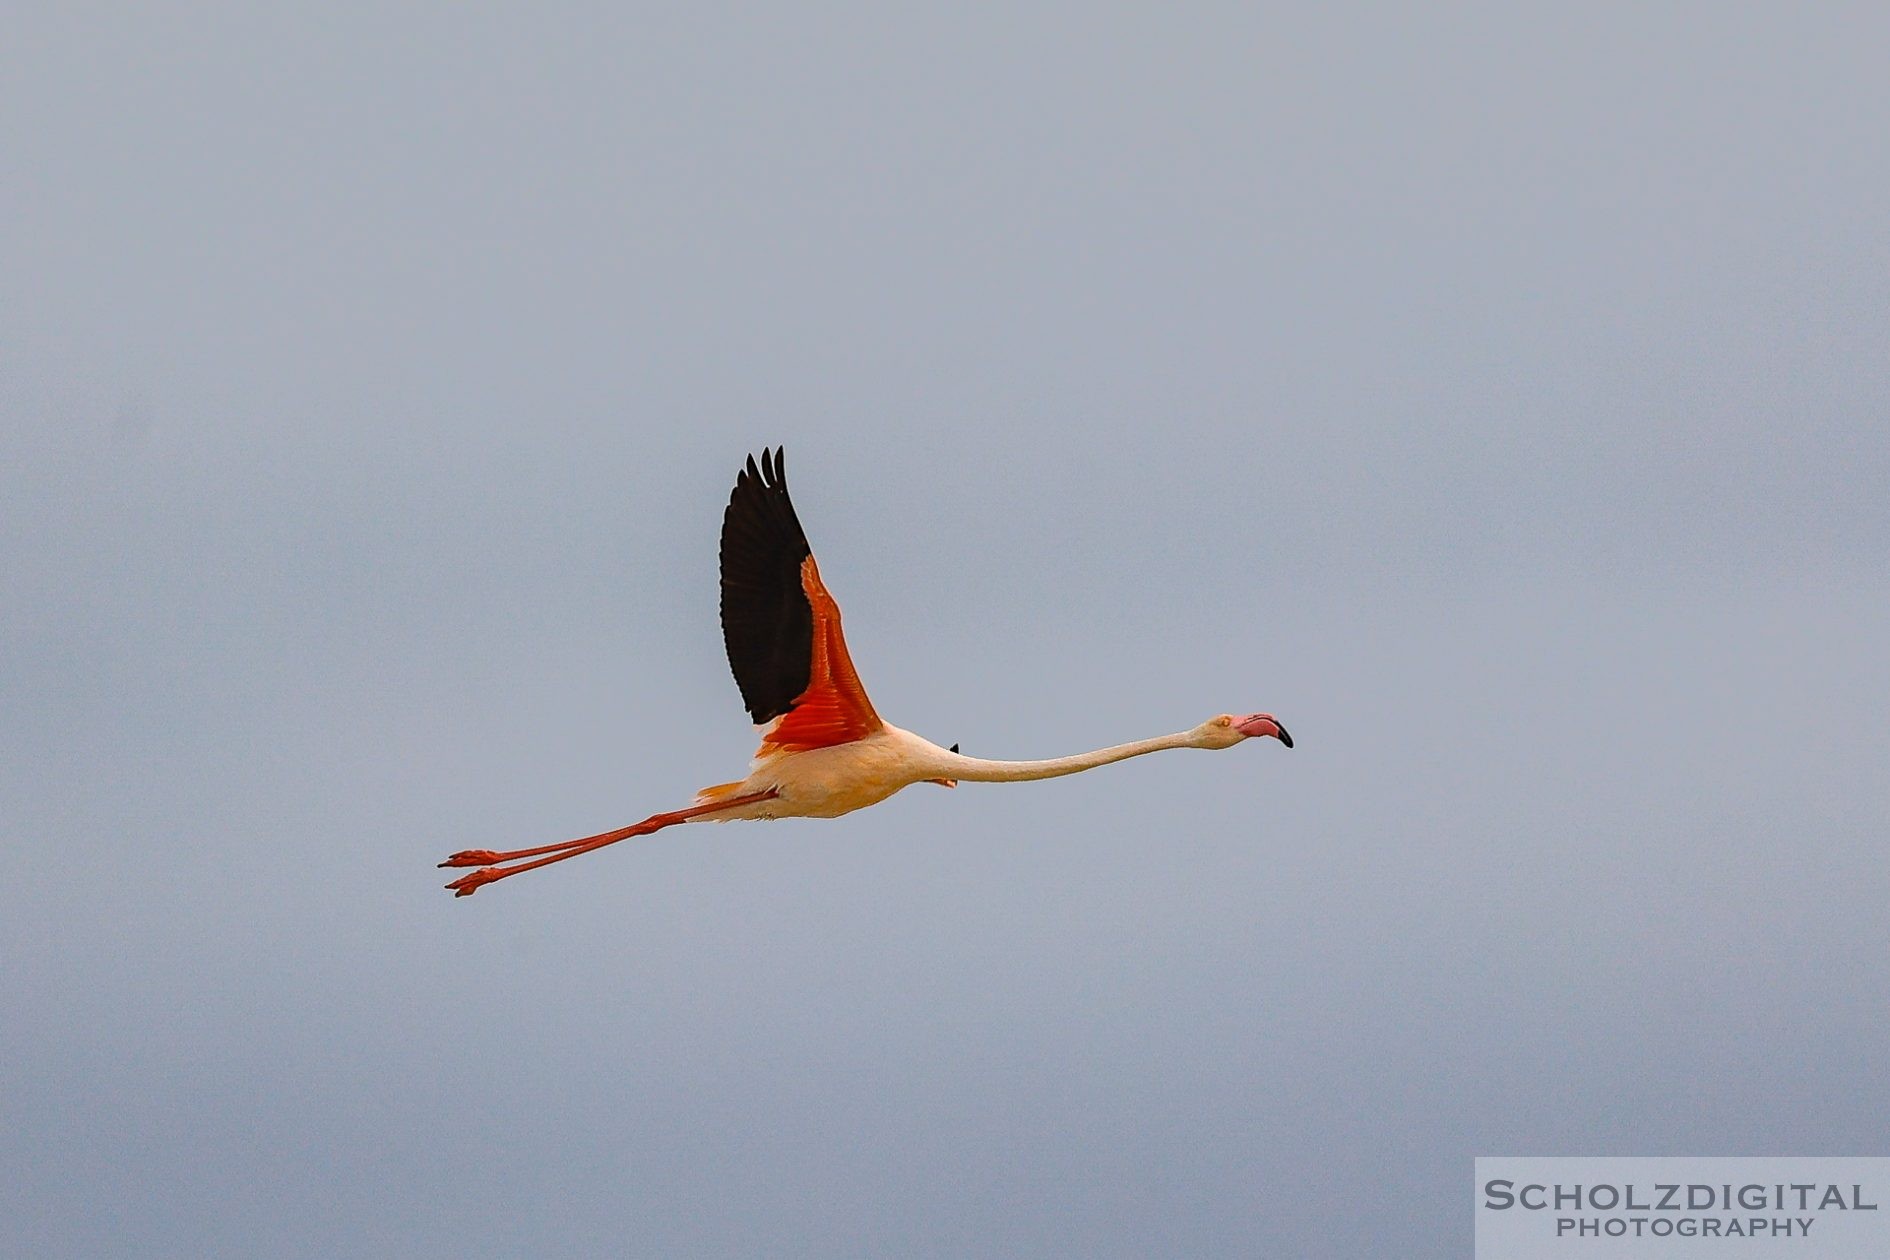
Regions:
[[440, 448, 1291, 896]]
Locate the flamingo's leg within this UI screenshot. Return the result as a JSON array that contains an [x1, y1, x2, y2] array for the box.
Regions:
[[440, 789, 778, 898], [440, 829, 636, 868]]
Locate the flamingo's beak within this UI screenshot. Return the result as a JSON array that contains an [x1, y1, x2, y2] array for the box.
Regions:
[[1234, 713, 1293, 747]]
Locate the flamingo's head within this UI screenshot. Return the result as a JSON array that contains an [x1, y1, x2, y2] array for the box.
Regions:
[[1198, 712, 1294, 750]]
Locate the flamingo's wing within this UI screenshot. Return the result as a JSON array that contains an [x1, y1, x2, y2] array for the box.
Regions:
[[719, 447, 882, 752]]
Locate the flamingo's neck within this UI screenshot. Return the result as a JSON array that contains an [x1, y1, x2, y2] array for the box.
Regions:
[[928, 729, 1205, 783]]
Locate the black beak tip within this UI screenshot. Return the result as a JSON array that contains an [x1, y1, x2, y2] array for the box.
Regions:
[[1275, 724, 1294, 749]]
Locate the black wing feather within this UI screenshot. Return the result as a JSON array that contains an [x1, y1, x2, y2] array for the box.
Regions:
[[719, 447, 814, 724]]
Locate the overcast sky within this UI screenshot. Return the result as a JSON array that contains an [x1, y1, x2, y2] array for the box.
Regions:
[[4, 4, 1887, 1257]]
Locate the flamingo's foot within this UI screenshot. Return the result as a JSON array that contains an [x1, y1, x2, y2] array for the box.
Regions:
[[439, 849, 501, 868], [445, 867, 505, 897]]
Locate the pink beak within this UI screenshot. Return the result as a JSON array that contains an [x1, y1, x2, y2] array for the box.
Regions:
[[1234, 713, 1293, 747]]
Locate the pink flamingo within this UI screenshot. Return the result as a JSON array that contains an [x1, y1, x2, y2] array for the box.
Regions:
[[441, 448, 1291, 896]]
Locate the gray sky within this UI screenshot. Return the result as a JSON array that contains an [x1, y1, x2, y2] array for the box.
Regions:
[[4, 4, 1887, 1256]]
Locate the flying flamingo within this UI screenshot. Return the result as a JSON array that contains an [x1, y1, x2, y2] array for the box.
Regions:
[[440, 448, 1291, 896]]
